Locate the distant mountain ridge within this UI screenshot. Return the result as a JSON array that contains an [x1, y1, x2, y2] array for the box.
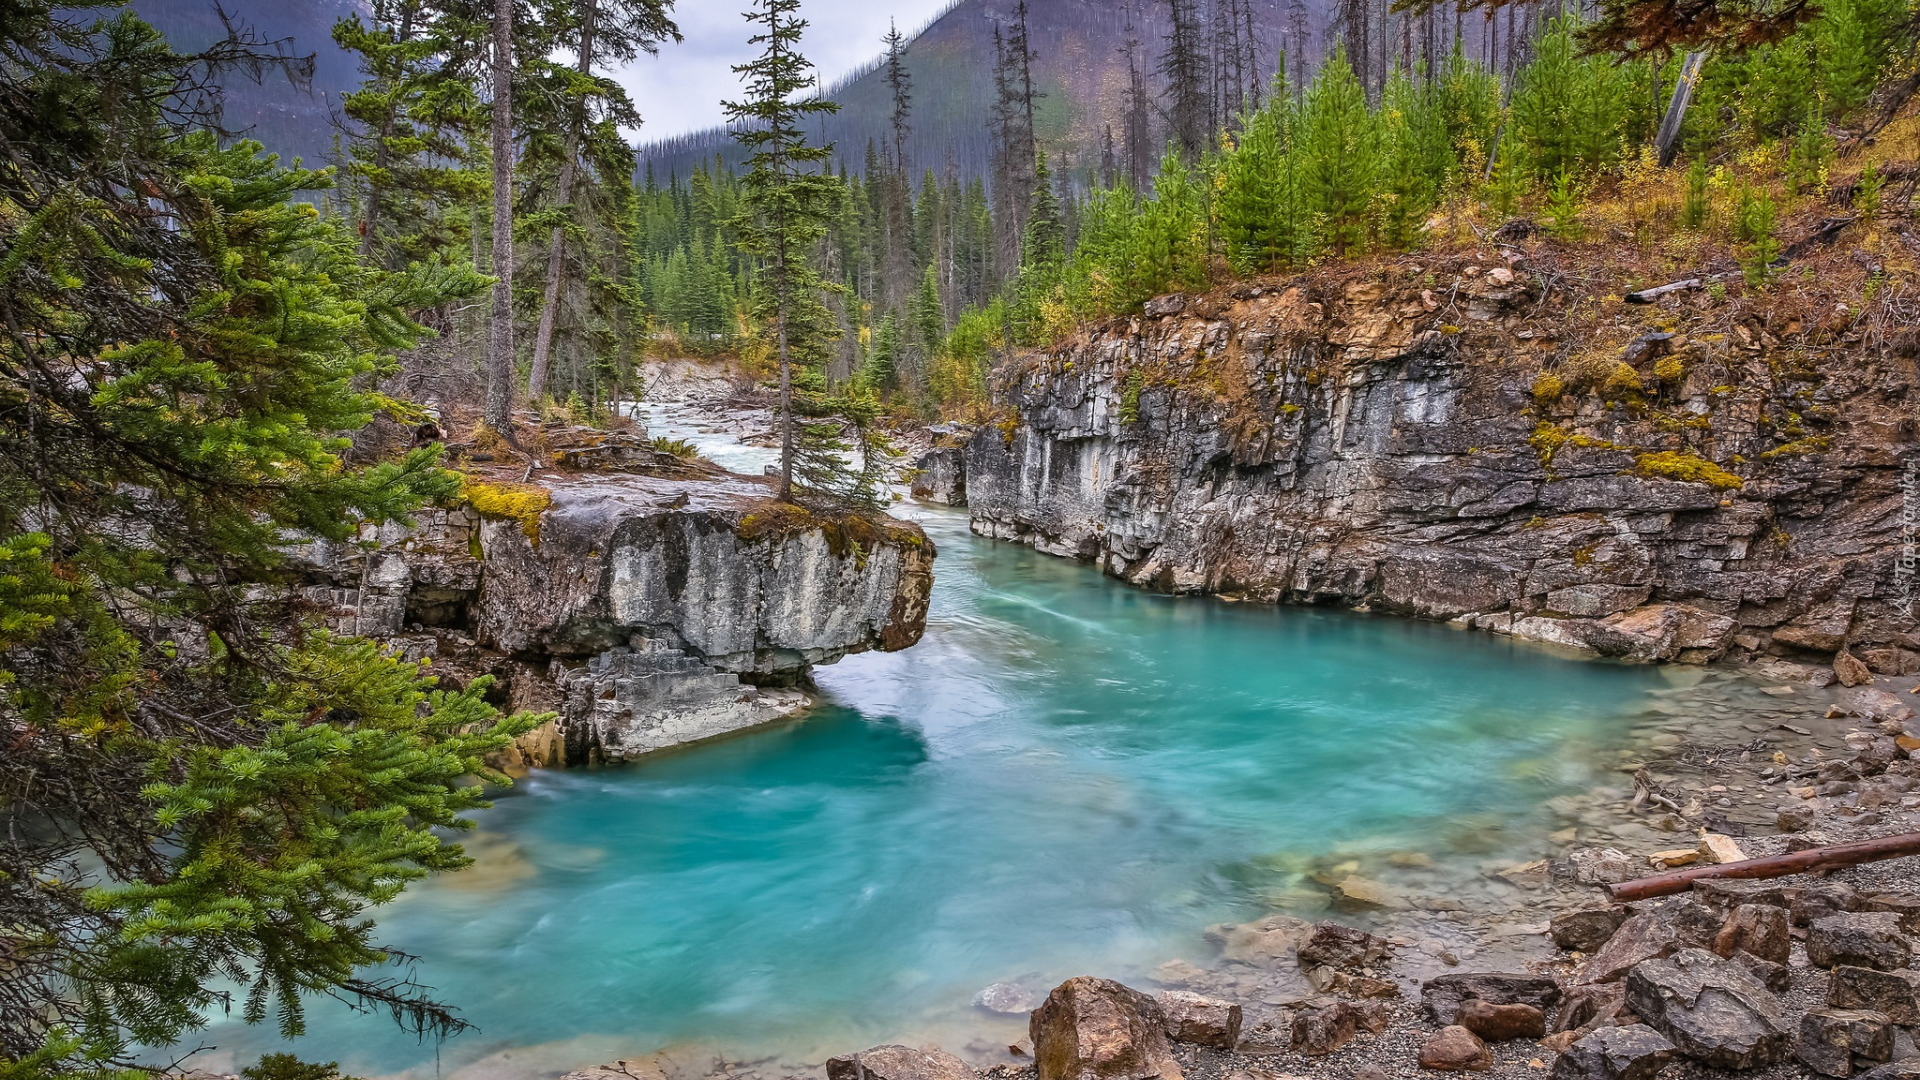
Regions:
[[639, 0, 1342, 187]]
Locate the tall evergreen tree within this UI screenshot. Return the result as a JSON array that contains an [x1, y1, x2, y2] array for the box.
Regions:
[[1160, 0, 1212, 158], [485, 0, 516, 429], [1299, 46, 1380, 256]]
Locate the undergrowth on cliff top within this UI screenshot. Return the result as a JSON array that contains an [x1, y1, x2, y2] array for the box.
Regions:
[[459, 477, 554, 545]]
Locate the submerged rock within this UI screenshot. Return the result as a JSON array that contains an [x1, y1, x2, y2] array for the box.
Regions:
[[1029, 977, 1183, 1080], [974, 982, 1038, 1015]]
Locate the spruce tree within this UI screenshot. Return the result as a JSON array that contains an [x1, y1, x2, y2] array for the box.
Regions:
[[1160, 0, 1212, 158], [0, 6, 536, 1070], [725, 0, 856, 505]]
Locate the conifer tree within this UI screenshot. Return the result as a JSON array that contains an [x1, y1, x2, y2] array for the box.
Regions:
[[725, 0, 851, 504], [1160, 0, 1212, 158], [527, 0, 681, 402], [485, 0, 516, 430], [0, 6, 536, 1069], [1299, 47, 1380, 256]]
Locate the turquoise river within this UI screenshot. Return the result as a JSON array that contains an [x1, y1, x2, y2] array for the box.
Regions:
[[193, 410, 1708, 1080]]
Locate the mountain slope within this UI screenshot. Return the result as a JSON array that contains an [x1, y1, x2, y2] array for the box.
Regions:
[[639, 0, 1346, 186], [129, 0, 364, 167]]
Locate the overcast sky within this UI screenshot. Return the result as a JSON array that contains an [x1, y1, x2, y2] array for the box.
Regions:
[[614, 1, 958, 145]]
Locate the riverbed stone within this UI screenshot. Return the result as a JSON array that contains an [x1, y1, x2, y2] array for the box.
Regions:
[[1422, 972, 1562, 1024], [1030, 977, 1183, 1080], [1828, 967, 1920, 1024], [1569, 849, 1637, 886], [1624, 948, 1790, 1069], [1418, 1026, 1494, 1071], [1796, 882, 1863, 926], [1553, 908, 1629, 953], [974, 983, 1038, 1014], [1575, 900, 1720, 984], [1296, 921, 1391, 971], [1457, 999, 1547, 1041], [1797, 1008, 1895, 1077], [1290, 1003, 1360, 1055], [1714, 903, 1792, 965], [1809, 912, 1913, 971], [826, 1046, 975, 1080], [1548, 1025, 1677, 1080], [1207, 914, 1314, 967], [1156, 991, 1241, 1049]]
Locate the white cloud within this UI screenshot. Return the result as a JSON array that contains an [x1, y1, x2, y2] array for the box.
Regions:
[[614, 0, 957, 144]]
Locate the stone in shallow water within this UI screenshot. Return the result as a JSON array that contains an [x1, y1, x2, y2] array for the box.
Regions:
[[974, 982, 1037, 1014]]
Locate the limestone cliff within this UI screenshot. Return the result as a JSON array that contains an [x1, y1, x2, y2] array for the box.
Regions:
[[297, 466, 933, 764], [960, 249, 1919, 672]]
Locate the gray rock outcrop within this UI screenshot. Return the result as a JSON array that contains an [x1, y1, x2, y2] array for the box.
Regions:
[[295, 469, 933, 764]]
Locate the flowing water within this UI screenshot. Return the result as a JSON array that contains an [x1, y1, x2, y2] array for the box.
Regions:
[[191, 410, 1747, 1080]]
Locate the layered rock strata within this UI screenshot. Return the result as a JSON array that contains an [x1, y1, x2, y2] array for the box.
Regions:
[[958, 257, 1919, 668], [296, 467, 933, 764]]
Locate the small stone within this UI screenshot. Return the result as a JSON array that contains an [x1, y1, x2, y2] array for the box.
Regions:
[[1798, 1008, 1894, 1077], [1553, 908, 1629, 953], [1548, 1025, 1677, 1080], [1779, 806, 1816, 832], [1418, 1026, 1493, 1072], [1862, 893, 1920, 933], [1809, 912, 1913, 971], [1648, 848, 1699, 869], [1352, 1068, 1389, 1080], [1157, 990, 1241, 1049], [1568, 848, 1636, 886], [1698, 833, 1747, 864], [1838, 650, 1875, 687], [1553, 983, 1628, 1034], [1458, 999, 1547, 1041], [1730, 949, 1792, 992], [1828, 966, 1920, 1024], [1714, 903, 1792, 965]]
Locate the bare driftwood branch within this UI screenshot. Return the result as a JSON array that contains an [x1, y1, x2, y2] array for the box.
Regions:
[[1609, 832, 1920, 902]]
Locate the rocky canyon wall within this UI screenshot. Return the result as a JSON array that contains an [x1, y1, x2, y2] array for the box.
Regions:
[[962, 250, 1919, 672]]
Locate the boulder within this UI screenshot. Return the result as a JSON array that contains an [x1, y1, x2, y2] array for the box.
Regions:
[[1457, 999, 1547, 1041], [1828, 966, 1920, 1024], [1796, 882, 1863, 927], [1838, 650, 1875, 687], [1864, 893, 1920, 933], [1156, 991, 1241, 1049], [1575, 900, 1719, 984], [1029, 977, 1183, 1080], [1624, 948, 1790, 1069], [1730, 949, 1792, 992], [1296, 921, 1391, 971], [1809, 912, 1913, 971], [1553, 983, 1629, 1034], [975, 983, 1038, 1014], [1553, 908, 1629, 953], [1417, 1026, 1493, 1071], [1290, 1004, 1360, 1056], [1548, 1025, 1677, 1080], [1422, 972, 1563, 1025], [1798, 1008, 1895, 1078], [826, 1046, 976, 1080], [1714, 903, 1792, 965]]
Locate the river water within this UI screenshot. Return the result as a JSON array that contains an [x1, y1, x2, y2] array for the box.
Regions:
[[195, 406, 1753, 1080]]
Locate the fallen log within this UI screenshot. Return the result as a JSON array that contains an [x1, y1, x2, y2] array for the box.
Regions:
[[1624, 278, 1704, 304], [1609, 832, 1920, 903]]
